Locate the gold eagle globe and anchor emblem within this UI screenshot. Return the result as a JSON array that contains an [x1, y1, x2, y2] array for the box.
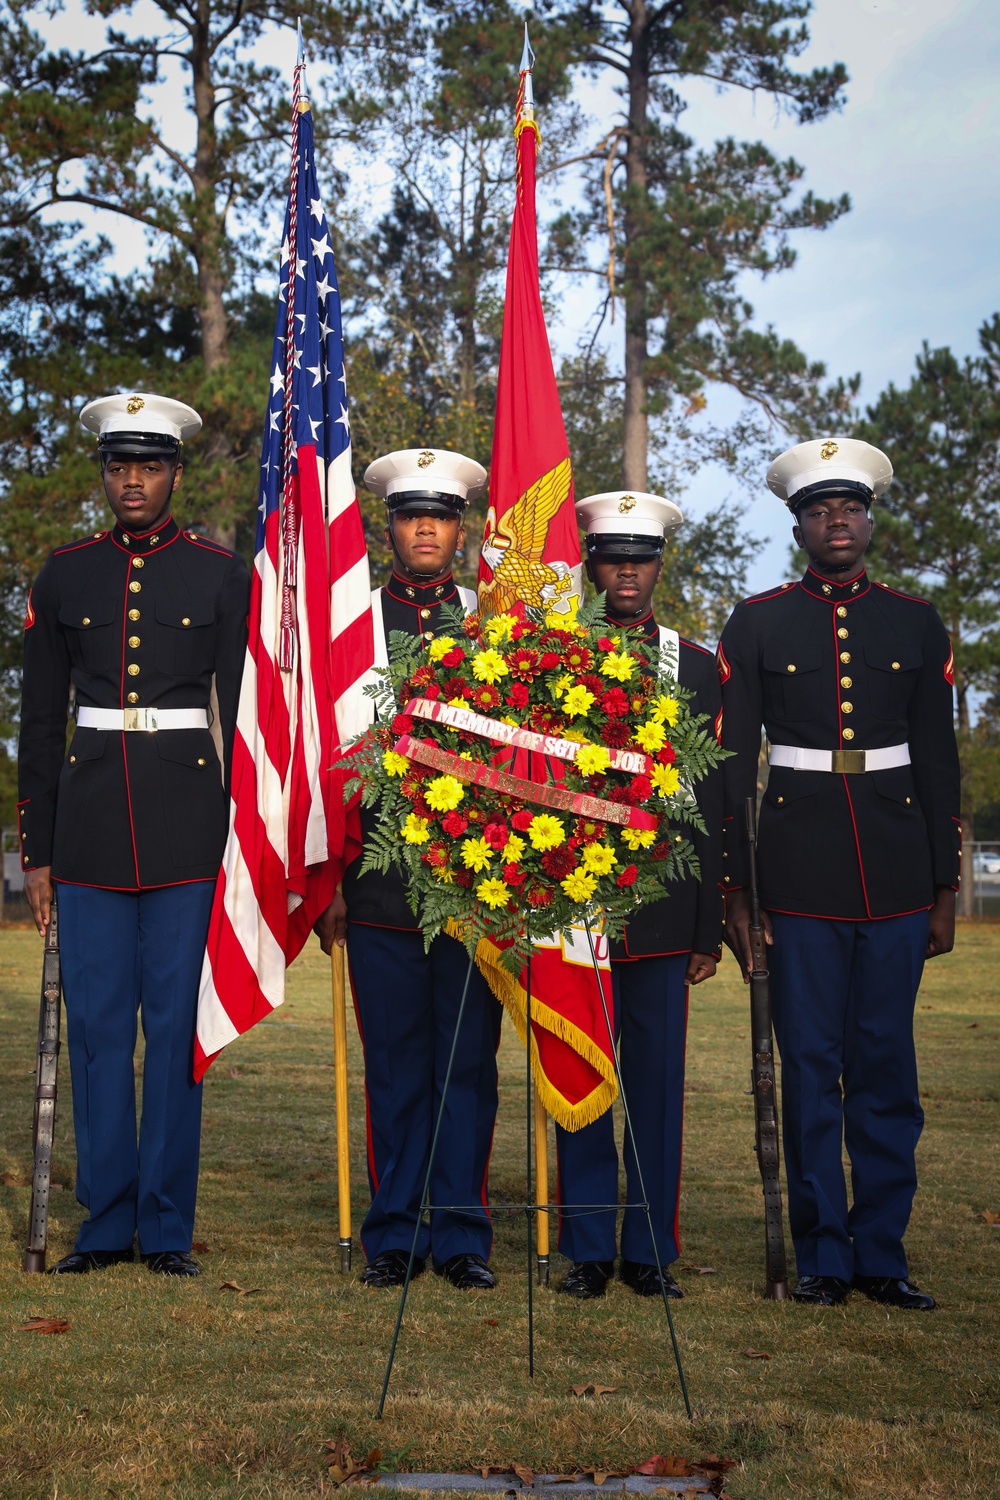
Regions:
[[126, 395, 146, 415], [479, 457, 579, 618], [820, 440, 839, 461]]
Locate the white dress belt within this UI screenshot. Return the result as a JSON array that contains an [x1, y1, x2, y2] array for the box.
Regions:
[[769, 742, 910, 774], [77, 706, 209, 732]]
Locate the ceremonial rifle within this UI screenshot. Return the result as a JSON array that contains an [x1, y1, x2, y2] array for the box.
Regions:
[[745, 797, 789, 1300], [24, 895, 62, 1273]]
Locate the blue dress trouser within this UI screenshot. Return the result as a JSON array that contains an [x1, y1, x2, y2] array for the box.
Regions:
[[768, 910, 929, 1281], [347, 923, 502, 1267], [555, 953, 689, 1266], [56, 880, 215, 1254]]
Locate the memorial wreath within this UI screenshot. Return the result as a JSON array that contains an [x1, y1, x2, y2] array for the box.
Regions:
[[344, 597, 726, 972]]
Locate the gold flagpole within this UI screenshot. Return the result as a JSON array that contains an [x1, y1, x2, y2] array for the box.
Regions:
[[533, 1085, 550, 1284], [331, 939, 352, 1272]]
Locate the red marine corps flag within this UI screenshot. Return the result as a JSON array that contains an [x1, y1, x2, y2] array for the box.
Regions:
[[194, 58, 372, 1077], [474, 33, 616, 1131]]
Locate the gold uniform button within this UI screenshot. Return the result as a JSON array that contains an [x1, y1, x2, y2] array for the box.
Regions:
[[841, 676, 852, 688], [149, 534, 159, 545], [128, 635, 140, 648], [905, 796, 911, 805], [723, 875, 730, 883], [69, 755, 76, 764], [127, 663, 140, 677], [840, 651, 851, 664], [837, 627, 849, 640], [776, 795, 784, 805], [197, 758, 206, 767], [131, 556, 144, 569], [129, 581, 141, 593], [891, 661, 901, 671], [128, 609, 140, 621], [836, 605, 848, 618], [127, 692, 139, 704], [821, 584, 832, 595], [841, 701, 853, 713], [843, 727, 855, 741], [82, 616, 90, 626], [786, 664, 796, 673], [423, 632, 433, 642], [181, 617, 191, 627], [420, 608, 431, 620]]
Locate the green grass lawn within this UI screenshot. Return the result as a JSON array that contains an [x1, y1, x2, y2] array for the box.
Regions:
[[1, 922, 997, 1498]]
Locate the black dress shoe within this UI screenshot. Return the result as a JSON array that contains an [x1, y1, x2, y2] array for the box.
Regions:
[[559, 1261, 615, 1299], [620, 1259, 683, 1298], [360, 1250, 426, 1288], [142, 1251, 201, 1277], [437, 1253, 497, 1290], [791, 1274, 850, 1306], [853, 1274, 936, 1310], [49, 1248, 134, 1275]]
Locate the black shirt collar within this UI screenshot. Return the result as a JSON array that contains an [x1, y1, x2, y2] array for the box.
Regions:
[[605, 605, 658, 644], [798, 565, 871, 603], [384, 570, 460, 605], [112, 515, 179, 555]]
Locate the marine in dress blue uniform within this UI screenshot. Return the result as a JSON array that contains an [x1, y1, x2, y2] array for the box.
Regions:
[[719, 438, 960, 1310], [553, 491, 724, 1301], [18, 393, 249, 1276], [317, 449, 503, 1291]]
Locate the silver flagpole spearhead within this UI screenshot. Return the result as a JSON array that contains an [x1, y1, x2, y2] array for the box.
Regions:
[[520, 22, 535, 121]]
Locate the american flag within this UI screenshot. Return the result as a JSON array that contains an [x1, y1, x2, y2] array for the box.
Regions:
[[193, 82, 372, 1078]]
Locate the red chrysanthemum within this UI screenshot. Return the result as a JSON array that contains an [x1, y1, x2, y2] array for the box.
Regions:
[[541, 628, 575, 647], [505, 682, 530, 709], [422, 842, 451, 869], [483, 821, 510, 851], [600, 720, 632, 748], [444, 676, 471, 700], [629, 774, 653, 802], [601, 687, 630, 718], [463, 614, 482, 639], [538, 651, 561, 670], [564, 645, 593, 674], [596, 635, 616, 652], [578, 672, 604, 696], [411, 796, 431, 819], [510, 623, 526, 641], [508, 647, 540, 679], [651, 841, 671, 862], [471, 683, 502, 710], [502, 862, 528, 888], [391, 713, 414, 736], [511, 810, 534, 832], [574, 818, 606, 844], [526, 882, 554, 908], [465, 806, 484, 823], [454, 869, 474, 888], [441, 809, 469, 838], [529, 703, 564, 734], [541, 847, 577, 879], [422, 682, 441, 700], [657, 742, 676, 765], [410, 665, 435, 687], [441, 647, 466, 667], [616, 864, 638, 888]]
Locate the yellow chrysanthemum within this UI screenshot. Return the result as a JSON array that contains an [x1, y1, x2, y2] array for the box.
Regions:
[[432, 865, 455, 883], [599, 650, 636, 682], [427, 636, 457, 662], [528, 814, 566, 852], [550, 672, 573, 698], [460, 836, 493, 872], [635, 719, 667, 752], [425, 775, 464, 813], [650, 694, 680, 727], [382, 750, 410, 777], [471, 648, 509, 683], [561, 870, 597, 903], [476, 876, 510, 909], [401, 814, 430, 845], [580, 842, 617, 876], [483, 612, 519, 645], [447, 697, 468, 709], [505, 834, 527, 863], [651, 763, 681, 798], [621, 825, 657, 850], [575, 744, 611, 777], [562, 684, 597, 719]]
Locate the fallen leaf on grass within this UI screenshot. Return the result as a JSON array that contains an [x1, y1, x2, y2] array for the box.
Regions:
[[740, 1349, 771, 1360], [484, 1317, 499, 1326], [218, 1281, 260, 1296], [679, 1264, 717, 1275], [978, 1209, 1000, 1225], [968, 1023, 979, 1029], [324, 1439, 381, 1485], [476, 1465, 535, 1486], [192, 1240, 210, 1253], [636, 1455, 695, 1477], [19, 1317, 69, 1334], [579, 1470, 627, 1486], [571, 1382, 619, 1397], [690, 1455, 738, 1479], [547, 1475, 581, 1485]]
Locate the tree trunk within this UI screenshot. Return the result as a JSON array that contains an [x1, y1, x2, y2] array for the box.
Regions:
[[190, 0, 229, 377], [621, 0, 650, 490]]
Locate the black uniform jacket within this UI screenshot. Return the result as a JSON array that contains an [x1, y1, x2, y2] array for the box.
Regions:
[[611, 610, 724, 963], [342, 570, 474, 931], [18, 516, 249, 890], [717, 565, 961, 920]]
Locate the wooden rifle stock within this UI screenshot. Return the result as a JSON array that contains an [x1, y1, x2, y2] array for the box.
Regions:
[[24, 897, 62, 1273], [745, 798, 789, 1300]]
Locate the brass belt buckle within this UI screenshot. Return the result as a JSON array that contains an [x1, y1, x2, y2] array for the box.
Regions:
[[831, 748, 866, 774], [123, 707, 158, 732]]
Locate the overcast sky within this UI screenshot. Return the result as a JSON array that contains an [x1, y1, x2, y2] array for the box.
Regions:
[[43, 0, 1000, 590]]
